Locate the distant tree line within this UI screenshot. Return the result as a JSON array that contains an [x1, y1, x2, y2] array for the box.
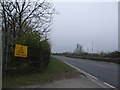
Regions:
[[0, 0, 55, 75], [52, 51, 120, 64]]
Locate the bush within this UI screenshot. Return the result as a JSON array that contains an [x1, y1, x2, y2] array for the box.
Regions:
[[9, 31, 51, 72]]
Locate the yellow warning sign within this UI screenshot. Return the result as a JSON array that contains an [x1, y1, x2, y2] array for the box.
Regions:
[[14, 44, 28, 57]]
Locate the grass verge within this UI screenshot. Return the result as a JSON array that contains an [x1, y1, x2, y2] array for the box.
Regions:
[[65, 55, 119, 64], [3, 57, 81, 88]]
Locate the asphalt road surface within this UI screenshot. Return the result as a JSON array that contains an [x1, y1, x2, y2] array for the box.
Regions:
[[53, 55, 119, 88]]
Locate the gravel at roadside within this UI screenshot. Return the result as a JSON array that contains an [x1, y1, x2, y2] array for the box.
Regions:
[[19, 73, 103, 88]]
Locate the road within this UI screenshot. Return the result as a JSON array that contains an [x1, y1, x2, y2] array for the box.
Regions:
[[53, 55, 119, 88]]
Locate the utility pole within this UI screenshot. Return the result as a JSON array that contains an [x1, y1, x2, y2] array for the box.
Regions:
[[0, 25, 2, 90], [87, 47, 89, 53], [0, 27, 2, 89], [0, 4, 2, 90], [118, 1, 120, 52], [92, 41, 94, 53]]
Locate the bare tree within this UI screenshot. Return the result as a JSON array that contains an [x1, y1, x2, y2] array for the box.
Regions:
[[0, 0, 55, 73], [1, 0, 55, 38]]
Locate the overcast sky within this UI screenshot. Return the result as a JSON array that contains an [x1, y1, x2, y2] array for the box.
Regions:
[[50, 2, 118, 53]]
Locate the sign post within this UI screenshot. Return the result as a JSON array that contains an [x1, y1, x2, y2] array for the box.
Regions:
[[14, 44, 28, 57]]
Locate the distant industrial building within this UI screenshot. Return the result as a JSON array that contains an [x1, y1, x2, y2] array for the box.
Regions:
[[74, 44, 84, 54]]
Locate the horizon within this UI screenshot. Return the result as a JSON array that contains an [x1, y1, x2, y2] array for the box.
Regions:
[[51, 2, 118, 53]]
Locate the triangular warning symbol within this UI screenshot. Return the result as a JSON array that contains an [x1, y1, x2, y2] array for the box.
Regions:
[[18, 46, 24, 53]]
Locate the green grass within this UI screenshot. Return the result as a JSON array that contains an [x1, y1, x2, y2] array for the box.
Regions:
[[3, 57, 79, 88]]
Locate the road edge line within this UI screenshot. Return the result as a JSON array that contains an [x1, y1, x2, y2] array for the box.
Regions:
[[62, 61, 116, 88], [104, 82, 116, 88]]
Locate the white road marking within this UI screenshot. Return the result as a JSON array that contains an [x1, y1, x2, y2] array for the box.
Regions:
[[63, 61, 97, 79], [87, 74, 98, 80], [62, 61, 116, 88], [104, 82, 116, 88], [90, 79, 106, 88]]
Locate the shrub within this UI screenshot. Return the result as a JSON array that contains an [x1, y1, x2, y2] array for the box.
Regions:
[[10, 31, 51, 72]]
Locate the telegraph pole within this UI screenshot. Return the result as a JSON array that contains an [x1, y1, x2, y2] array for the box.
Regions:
[[0, 4, 2, 90], [92, 41, 94, 53], [0, 24, 2, 90], [117, 3, 120, 88], [87, 47, 89, 53]]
